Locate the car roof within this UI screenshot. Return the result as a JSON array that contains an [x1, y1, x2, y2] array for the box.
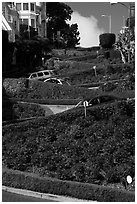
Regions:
[[30, 70, 54, 74]]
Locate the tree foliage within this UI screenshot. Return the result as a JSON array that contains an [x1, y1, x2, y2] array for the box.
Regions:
[[46, 2, 80, 48]]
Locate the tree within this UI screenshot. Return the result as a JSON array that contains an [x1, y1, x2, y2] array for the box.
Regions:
[[126, 17, 135, 41], [20, 24, 38, 40], [46, 2, 80, 48], [15, 37, 51, 72], [63, 24, 80, 48]]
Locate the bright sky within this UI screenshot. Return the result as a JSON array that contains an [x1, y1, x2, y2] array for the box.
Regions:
[[65, 1, 133, 47]]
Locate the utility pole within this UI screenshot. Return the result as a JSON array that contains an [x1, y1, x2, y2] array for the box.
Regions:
[[101, 15, 112, 33], [41, 2, 47, 38]]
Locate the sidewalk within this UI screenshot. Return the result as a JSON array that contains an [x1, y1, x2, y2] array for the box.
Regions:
[[2, 186, 97, 202]]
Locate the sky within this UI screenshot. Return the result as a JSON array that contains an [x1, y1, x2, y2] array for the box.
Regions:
[[64, 1, 134, 47]]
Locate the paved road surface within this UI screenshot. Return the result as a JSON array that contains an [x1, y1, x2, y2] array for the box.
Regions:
[[2, 190, 55, 202]]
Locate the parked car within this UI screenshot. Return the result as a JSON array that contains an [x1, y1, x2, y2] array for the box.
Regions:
[[88, 95, 123, 106], [75, 95, 125, 107], [28, 70, 56, 81], [44, 77, 70, 86]]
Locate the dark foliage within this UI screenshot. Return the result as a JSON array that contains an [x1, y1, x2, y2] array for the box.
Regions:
[[99, 33, 116, 48], [3, 100, 135, 186], [46, 2, 80, 48]]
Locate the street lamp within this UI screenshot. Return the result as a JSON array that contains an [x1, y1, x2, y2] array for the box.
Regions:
[[111, 2, 131, 28], [122, 16, 125, 27], [101, 14, 112, 33]]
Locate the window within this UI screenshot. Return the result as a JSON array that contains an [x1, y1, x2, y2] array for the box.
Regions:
[[19, 19, 23, 25], [44, 71, 50, 76], [31, 73, 37, 78], [22, 19, 28, 26], [16, 3, 21, 11], [23, 3, 28, 10], [14, 20, 17, 29], [8, 15, 12, 22], [37, 72, 44, 77], [30, 3, 35, 11], [2, 5, 6, 16], [31, 19, 35, 28], [8, 2, 14, 9]]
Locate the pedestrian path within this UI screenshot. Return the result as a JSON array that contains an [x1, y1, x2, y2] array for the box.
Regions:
[[2, 186, 97, 202]]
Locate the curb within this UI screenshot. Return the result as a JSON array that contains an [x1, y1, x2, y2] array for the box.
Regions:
[[2, 186, 96, 202]]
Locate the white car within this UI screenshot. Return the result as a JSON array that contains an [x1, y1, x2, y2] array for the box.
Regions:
[[28, 70, 56, 81], [44, 78, 70, 86]]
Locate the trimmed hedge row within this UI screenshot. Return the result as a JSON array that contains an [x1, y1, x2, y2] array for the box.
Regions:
[[3, 77, 134, 102], [2, 167, 135, 202], [2, 101, 47, 121], [57, 61, 134, 86], [3, 100, 135, 188], [3, 97, 81, 105], [3, 78, 100, 100], [99, 33, 116, 48]]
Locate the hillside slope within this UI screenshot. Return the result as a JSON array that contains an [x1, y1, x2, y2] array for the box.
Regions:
[[3, 100, 135, 189]]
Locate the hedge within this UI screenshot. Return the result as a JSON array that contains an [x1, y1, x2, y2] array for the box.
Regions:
[[3, 76, 134, 102], [3, 78, 100, 100], [3, 97, 81, 105], [3, 100, 135, 189], [99, 33, 116, 48], [2, 100, 48, 121], [2, 167, 135, 202]]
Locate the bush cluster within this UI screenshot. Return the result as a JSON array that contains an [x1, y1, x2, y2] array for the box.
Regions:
[[3, 100, 135, 187]]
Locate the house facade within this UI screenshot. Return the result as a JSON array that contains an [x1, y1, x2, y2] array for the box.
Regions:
[[14, 2, 37, 30], [2, 2, 20, 42], [2, 2, 47, 40]]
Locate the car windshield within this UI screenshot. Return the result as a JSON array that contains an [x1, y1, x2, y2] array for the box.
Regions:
[[30, 73, 37, 78], [43, 71, 50, 76], [37, 72, 43, 77], [46, 79, 60, 84]]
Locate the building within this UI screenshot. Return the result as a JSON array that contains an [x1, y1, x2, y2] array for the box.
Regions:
[[14, 2, 40, 35], [2, 2, 20, 42], [129, 3, 135, 18], [2, 2, 47, 40]]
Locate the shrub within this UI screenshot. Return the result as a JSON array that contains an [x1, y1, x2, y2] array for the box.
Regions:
[[2, 167, 135, 202], [3, 101, 135, 187], [3, 78, 100, 100], [109, 49, 121, 60], [3, 78, 29, 96], [99, 33, 116, 48]]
